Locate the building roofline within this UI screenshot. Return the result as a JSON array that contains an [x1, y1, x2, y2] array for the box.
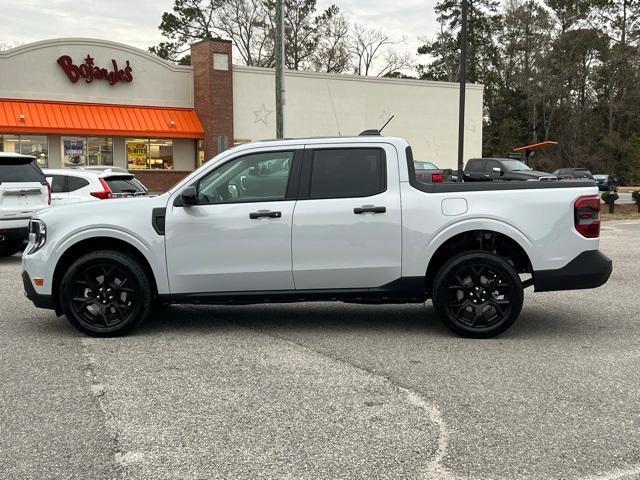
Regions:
[[0, 38, 193, 73], [232, 65, 484, 91]]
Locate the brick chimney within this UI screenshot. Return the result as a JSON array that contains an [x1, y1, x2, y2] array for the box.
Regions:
[[191, 38, 234, 162]]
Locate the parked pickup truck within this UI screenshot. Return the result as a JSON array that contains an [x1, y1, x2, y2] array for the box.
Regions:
[[464, 158, 556, 181], [22, 136, 612, 338]]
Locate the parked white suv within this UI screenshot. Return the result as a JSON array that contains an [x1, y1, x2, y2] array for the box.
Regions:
[[0, 153, 50, 256], [22, 136, 612, 338], [43, 168, 148, 205]]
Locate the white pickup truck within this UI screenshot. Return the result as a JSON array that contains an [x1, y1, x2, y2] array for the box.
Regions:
[[22, 135, 612, 338]]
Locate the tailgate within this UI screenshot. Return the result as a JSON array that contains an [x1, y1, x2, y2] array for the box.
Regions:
[[0, 182, 48, 216]]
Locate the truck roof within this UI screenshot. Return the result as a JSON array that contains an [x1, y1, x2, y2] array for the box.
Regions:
[[248, 135, 410, 148]]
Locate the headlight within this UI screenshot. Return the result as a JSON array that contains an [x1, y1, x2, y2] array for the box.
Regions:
[[26, 219, 47, 254]]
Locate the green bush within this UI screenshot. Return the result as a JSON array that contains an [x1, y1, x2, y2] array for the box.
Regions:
[[602, 191, 619, 203], [633, 190, 640, 203]]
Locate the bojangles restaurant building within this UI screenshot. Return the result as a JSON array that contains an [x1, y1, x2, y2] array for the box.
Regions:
[[0, 38, 484, 192], [0, 38, 234, 191]]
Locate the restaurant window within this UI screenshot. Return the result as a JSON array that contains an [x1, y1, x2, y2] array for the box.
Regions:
[[0, 134, 48, 167], [62, 137, 86, 167], [197, 139, 205, 167], [62, 137, 113, 167], [87, 138, 113, 166], [126, 138, 173, 170]]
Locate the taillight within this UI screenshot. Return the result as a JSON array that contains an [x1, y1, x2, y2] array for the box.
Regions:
[[90, 178, 113, 200], [574, 195, 600, 238], [431, 173, 445, 183], [41, 181, 51, 205]]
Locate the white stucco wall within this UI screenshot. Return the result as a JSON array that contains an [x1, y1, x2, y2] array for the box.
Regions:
[[233, 66, 483, 169], [0, 38, 194, 108]]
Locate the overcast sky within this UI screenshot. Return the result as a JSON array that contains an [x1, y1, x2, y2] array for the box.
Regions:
[[0, 0, 438, 68]]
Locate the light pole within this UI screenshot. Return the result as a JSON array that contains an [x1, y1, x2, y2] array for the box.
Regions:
[[457, 0, 468, 182], [275, 0, 285, 139]]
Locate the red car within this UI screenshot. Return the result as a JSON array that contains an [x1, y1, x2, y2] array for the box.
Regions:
[[414, 161, 455, 183]]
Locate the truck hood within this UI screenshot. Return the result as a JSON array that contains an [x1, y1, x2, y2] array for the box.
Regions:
[[35, 194, 170, 226], [509, 170, 556, 179]]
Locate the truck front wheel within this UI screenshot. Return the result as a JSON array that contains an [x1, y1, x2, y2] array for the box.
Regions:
[[59, 250, 153, 337], [432, 251, 524, 338]]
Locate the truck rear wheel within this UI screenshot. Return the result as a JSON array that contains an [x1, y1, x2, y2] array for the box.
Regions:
[[59, 250, 152, 337], [432, 251, 524, 338]]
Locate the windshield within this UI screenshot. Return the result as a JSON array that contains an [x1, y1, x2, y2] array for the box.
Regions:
[[500, 160, 532, 171], [414, 161, 438, 170], [593, 174, 607, 180]]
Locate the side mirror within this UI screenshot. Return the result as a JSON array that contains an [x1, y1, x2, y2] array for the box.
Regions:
[[492, 167, 502, 174], [181, 186, 198, 206]]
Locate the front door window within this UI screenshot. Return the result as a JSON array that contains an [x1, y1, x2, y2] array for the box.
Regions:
[[197, 151, 294, 204]]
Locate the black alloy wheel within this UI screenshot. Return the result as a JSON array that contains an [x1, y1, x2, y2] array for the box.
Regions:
[[432, 251, 524, 338], [60, 250, 152, 336]]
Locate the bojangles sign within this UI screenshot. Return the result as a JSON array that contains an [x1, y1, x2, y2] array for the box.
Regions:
[[56, 54, 133, 86]]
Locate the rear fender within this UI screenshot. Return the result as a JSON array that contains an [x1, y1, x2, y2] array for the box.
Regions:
[[424, 218, 536, 272]]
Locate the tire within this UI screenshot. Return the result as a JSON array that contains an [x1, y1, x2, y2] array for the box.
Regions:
[[59, 250, 153, 337], [0, 241, 23, 257], [432, 251, 524, 338]]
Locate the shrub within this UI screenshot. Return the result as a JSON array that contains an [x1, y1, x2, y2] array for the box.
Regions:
[[601, 191, 619, 203], [632, 190, 640, 203]]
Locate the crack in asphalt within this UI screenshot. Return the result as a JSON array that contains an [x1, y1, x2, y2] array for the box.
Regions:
[[585, 466, 640, 480], [79, 337, 124, 478], [78, 302, 639, 480], [226, 318, 456, 480]]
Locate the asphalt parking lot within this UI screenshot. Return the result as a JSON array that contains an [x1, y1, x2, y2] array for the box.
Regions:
[[1, 221, 639, 480]]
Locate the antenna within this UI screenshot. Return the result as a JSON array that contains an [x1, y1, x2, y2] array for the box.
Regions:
[[379, 115, 395, 133], [325, 78, 341, 136], [358, 114, 395, 136]]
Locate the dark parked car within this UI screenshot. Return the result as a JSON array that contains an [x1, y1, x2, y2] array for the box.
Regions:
[[414, 161, 456, 183], [593, 174, 618, 192], [552, 168, 594, 180], [464, 158, 556, 182]]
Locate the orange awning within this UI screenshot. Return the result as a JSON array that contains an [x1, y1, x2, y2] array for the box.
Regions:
[[0, 99, 204, 139], [513, 141, 558, 153]]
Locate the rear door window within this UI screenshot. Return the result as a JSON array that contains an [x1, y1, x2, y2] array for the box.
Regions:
[[309, 148, 385, 199], [46, 175, 67, 193], [466, 160, 484, 173], [68, 176, 90, 192], [0, 157, 46, 183]]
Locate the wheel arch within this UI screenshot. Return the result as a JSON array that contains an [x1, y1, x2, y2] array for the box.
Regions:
[[52, 236, 160, 312], [424, 224, 534, 294]]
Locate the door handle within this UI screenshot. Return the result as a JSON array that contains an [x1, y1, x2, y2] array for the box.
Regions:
[[353, 205, 386, 214], [249, 210, 282, 219]]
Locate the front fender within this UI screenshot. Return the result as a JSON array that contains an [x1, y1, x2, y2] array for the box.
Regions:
[[24, 226, 168, 296]]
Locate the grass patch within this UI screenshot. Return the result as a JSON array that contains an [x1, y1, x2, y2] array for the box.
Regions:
[[601, 203, 640, 220]]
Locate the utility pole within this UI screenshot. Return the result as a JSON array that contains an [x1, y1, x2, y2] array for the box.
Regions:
[[275, 0, 285, 138], [457, 0, 468, 182]]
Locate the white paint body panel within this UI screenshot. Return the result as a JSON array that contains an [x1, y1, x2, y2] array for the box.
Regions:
[[291, 142, 402, 289], [23, 136, 601, 300], [22, 195, 170, 296], [165, 200, 295, 293]]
